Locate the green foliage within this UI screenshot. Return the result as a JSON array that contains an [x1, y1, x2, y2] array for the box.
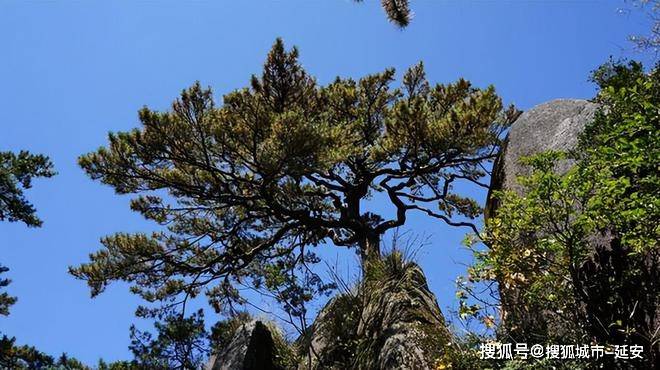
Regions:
[[299, 250, 451, 369], [458, 61, 659, 367], [0, 335, 89, 370], [355, 0, 412, 27], [128, 309, 209, 369], [0, 150, 59, 369], [0, 150, 55, 227], [258, 320, 298, 370], [209, 312, 296, 370], [208, 311, 251, 354], [438, 334, 589, 370], [436, 333, 490, 370], [251, 248, 335, 320], [70, 38, 516, 320], [498, 358, 588, 370], [0, 149, 54, 317], [111, 310, 289, 370], [298, 293, 363, 369], [364, 252, 451, 368], [585, 60, 659, 253], [96, 359, 139, 370], [54, 354, 89, 370], [479, 151, 592, 341], [363, 248, 409, 283], [1, 335, 55, 370], [0, 265, 16, 316]]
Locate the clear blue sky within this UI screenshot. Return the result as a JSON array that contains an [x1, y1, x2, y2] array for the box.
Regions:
[[0, 0, 652, 365]]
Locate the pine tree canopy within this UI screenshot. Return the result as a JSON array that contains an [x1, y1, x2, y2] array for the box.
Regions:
[[70, 39, 518, 313], [356, 0, 412, 27], [0, 150, 54, 317], [0, 150, 55, 227]]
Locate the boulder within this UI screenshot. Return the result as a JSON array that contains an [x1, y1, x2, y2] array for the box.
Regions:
[[206, 319, 293, 370], [296, 293, 361, 369], [297, 253, 451, 370], [485, 99, 598, 341], [486, 99, 597, 218], [485, 99, 659, 367], [356, 263, 450, 369]]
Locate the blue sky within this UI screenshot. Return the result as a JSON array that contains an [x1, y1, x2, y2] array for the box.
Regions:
[[0, 0, 653, 365]]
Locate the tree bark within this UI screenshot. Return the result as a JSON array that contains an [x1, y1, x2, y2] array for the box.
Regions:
[[359, 232, 381, 271]]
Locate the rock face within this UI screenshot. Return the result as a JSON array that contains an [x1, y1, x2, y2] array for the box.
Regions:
[[297, 293, 361, 369], [485, 99, 598, 340], [206, 255, 452, 370], [486, 99, 598, 218], [206, 320, 290, 370], [486, 99, 659, 366], [298, 254, 451, 370], [356, 264, 449, 370]]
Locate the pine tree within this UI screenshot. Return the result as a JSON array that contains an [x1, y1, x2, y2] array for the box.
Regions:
[[128, 310, 209, 370], [356, 0, 412, 27], [0, 150, 54, 316], [0, 266, 16, 317], [71, 39, 518, 315], [0, 150, 54, 227], [0, 150, 56, 367]]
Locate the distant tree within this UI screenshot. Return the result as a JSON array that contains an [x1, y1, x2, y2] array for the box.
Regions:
[[0, 335, 89, 370], [71, 39, 517, 318], [96, 359, 137, 370], [356, 0, 412, 27], [96, 310, 255, 370], [127, 309, 209, 370], [0, 336, 55, 369], [55, 353, 90, 370]]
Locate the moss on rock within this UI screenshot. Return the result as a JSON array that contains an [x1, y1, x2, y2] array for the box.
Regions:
[[298, 251, 452, 370]]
